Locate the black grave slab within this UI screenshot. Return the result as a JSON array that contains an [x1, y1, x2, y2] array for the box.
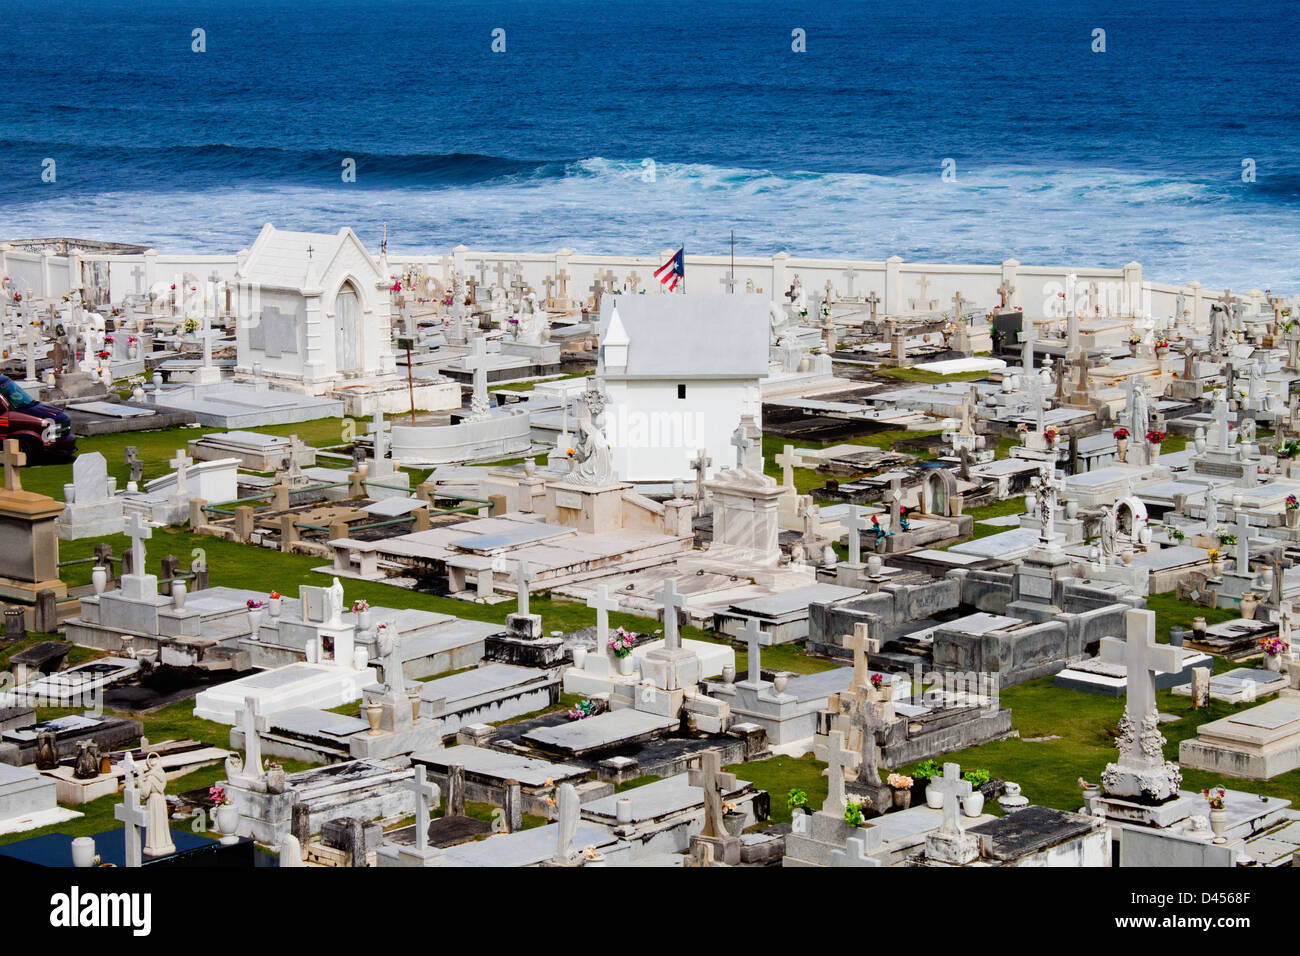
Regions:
[[968, 805, 1098, 862], [0, 828, 258, 868]]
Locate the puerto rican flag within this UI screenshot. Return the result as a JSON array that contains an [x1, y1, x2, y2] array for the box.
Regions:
[[654, 247, 685, 292]]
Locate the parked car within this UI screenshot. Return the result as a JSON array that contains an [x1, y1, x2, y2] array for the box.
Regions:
[[0, 375, 77, 462]]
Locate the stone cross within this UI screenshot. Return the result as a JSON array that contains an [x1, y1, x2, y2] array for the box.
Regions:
[[719, 273, 736, 293], [730, 424, 752, 469], [475, 261, 490, 287], [655, 578, 686, 651], [409, 764, 440, 854], [865, 291, 880, 319], [1233, 510, 1254, 576], [542, 275, 555, 302], [689, 448, 711, 512], [586, 583, 619, 649], [1099, 609, 1184, 773], [687, 749, 737, 839], [20, 323, 39, 380], [814, 729, 855, 814], [552, 782, 579, 864], [1212, 395, 1230, 452], [841, 266, 858, 298], [737, 616, 766, 688], [1020, 313, 1035, 372], [847, 622, 879, 692], [588, 277, 605, 308], [169, 449, 193, 495], [514, 559, 535, 617], [1, 439, 25, 491], [123, 512, 153, 574], [463, 335, 491, 421], [844, 505, 868, 565], [830, 832, 883, 867], [997, 280, 1015, 309], [626, 270, 641, 294], [951, 290, 967, 322], [556, 269, 570, 299], [911, 275, 932, 311], [850, 687, 884, 787], [130, 264, 146, 294], [492, 260, 509, 288], [931, 762, 973, 837], [775, 444, 798, 490], [237, 696, 268, 779], [368, 410, 392, 462], [114, 752, 149, 868]]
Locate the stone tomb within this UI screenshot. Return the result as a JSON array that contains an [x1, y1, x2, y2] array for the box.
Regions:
[[188, 430, 318, 471], [1054, 647, 1213, 696], [55, 452, 123, 540], [1172, 666, 1290, 704], [0, 762, 82, 836], [1180, 694, 1300, 779]]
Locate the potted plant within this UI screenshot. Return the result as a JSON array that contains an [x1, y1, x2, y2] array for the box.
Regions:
[[1203, 787, 1228, 844], [1145, 430, 1166, 462], [888, 773, 913, 810], [786, 788, 809, 822], [1155, 337, 1170, 357], [609, 626, 636, 676], [1113, 427, 1130, 462], [915, 759, 944, 808], [1259, 636, 1289, 672], [1288, 495, 1300, 530], [352, 598, 372, 629], [1207, 549, 1221, 574], [245, 597, 265, 635], [844, 798, 867, 829], [962, 769, 991, 816], [209, 785, 240, 844]]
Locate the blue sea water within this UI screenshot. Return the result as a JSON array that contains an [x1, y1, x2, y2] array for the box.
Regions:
[[0, 0, 1297, 287]]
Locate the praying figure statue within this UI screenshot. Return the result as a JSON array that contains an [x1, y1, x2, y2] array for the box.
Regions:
[[1100, 506, 1117, 565], [140, 753, 176, 858]]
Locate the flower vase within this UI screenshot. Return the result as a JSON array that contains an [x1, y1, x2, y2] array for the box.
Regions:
[[269, 596, 282, 617], [572, 647, 587, 669], [127, 345, 139, 360], [892, 787, 912, 810], [723, 811, 746, 838], [1240, 594, 1259, 621], [247, 608, 264, 636], [365, 702, 383, 736], [963, 791, 985, 817], [1265, 652, 1283, 672], [265, 766, 286, 795], [617, 654, 634, 676], [91, 565, 107, 595], [926, 784, 945, 809], [216, 805, 240, 845], [1210, 808, 1227, 844], [1288, 509, 1300, 531], [1149, 444, 1161, 463], [171, 582, 186, 611], [71, 837, 97, 868], [1117, 438, 1128, 462], [357, 609, 372, 630]]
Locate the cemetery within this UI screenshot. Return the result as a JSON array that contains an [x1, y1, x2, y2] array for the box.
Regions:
[[1, 234, 1300, 880]]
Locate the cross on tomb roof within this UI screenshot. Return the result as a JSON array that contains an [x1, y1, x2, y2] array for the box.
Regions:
[[586, 583, 620, 647], [931, 762, 973, 837], [514, 559, 535, 617]]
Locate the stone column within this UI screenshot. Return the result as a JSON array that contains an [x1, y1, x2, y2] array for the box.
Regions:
[[884, 256, 904, 316]]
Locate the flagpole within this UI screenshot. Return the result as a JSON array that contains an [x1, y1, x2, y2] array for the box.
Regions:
[[730, 229, 735, 292]]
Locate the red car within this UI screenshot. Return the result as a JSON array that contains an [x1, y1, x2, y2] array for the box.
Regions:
[[0, 375, 77, 461]]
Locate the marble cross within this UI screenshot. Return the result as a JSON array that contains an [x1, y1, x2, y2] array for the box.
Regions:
[[719, 273, 736, 293], [844, 505, 868, 565], [114, 752, 149, 868], [237, 696, 269, 779], [841, 266, 858, 298], [655, 578, 686, 651], [689, 448, 711, 510], [462, 335, 491, 421], [1, 438, 25, 492], [123, 512, 153, 573], [730, 424, 752, 469], [130, 264, 146, 294], [368, 411, 392, 463], [409, 764, 440, 854], [737, 616, 766, 688], [815, 729, 855, 814], [775, 444, 798, 490], [1099, 609, 1184, 771], [997, 279, 1015, 309], [1233, 510, 1255, 577], [865, 291, 880, 319], [931, 762, 973, 837], [850, 687, 884, 786], [830, 832, 883, 867], [687, 748, 737, 839], [912, 275, 932, 311], [586, 584, 619, 649], [847, 622, 879, 692], [514, 559, 535, 617], [169, 449, 193, 496]]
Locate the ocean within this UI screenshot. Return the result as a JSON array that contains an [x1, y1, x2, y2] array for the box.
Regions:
[[1, 0, 1297, 287]]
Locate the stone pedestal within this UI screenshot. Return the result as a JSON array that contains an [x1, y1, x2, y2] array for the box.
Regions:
[[640, 646, 701, 692], [0, 490, 67, 603], [544, 480, 630, 535], [924, 829, 979, 865]]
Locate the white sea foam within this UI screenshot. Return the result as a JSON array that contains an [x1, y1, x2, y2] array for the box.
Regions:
[[6, 159, 1294, 288]]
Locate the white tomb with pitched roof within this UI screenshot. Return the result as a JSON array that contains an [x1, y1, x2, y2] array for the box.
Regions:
[[233, 223, 459, 416]]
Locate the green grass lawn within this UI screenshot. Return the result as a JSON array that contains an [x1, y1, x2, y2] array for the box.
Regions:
[[874, 367, 991, 385]]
